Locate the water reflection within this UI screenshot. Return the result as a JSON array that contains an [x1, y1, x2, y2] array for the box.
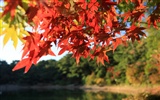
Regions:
[[1, 89, 160, 100], [122, 93, 160, 100], [0, 89, 126, 100]]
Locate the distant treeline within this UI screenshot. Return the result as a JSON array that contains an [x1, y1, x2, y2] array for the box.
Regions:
[[0, 31, 160, 86]]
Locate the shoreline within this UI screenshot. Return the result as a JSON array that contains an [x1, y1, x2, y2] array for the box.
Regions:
[[0, 84, 160, 95]]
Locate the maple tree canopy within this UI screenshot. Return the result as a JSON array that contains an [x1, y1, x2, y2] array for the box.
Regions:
[[0, 0, 160, 73]]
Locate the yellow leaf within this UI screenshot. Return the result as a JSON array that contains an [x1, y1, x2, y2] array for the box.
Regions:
[[18, 33, 25, 43], [11, 29, 18, 48], [0, 20, 3, 35], [0, 20, 7, 36], [0, 17, 29, 48], [17, 5, 26, 14], [3, 30, 11, 46], [73, 19, 79, 25]]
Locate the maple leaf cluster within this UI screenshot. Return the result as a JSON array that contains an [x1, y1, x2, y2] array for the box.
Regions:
[[1, 0, 160, 73]]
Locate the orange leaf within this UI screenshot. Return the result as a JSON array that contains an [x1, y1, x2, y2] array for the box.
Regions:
[[48, 48, 56, 56], [12, 58, 31, 73], [113, 38, 122, 51], [58, 47, 67, 55]]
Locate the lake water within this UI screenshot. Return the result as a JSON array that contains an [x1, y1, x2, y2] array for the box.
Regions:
[[0, 89, 127, 100]]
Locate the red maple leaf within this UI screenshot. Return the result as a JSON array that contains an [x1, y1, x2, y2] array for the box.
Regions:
[[88, 0, 99, 12], [112, 38, 122, 51], [122, 4, 146, 23], [126, 25, 146, 42], [2, 0, 22, 19], [74, 0, 87, 9], [12, 58, 32, 73], [147, 3, 160, 29], [2, 0, 157, 73], [92, 47, 110, 65], [26, 6, 39, 22]]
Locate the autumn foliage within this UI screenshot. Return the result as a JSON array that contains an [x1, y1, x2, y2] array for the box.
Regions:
[[1, 0, 160, 73]]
